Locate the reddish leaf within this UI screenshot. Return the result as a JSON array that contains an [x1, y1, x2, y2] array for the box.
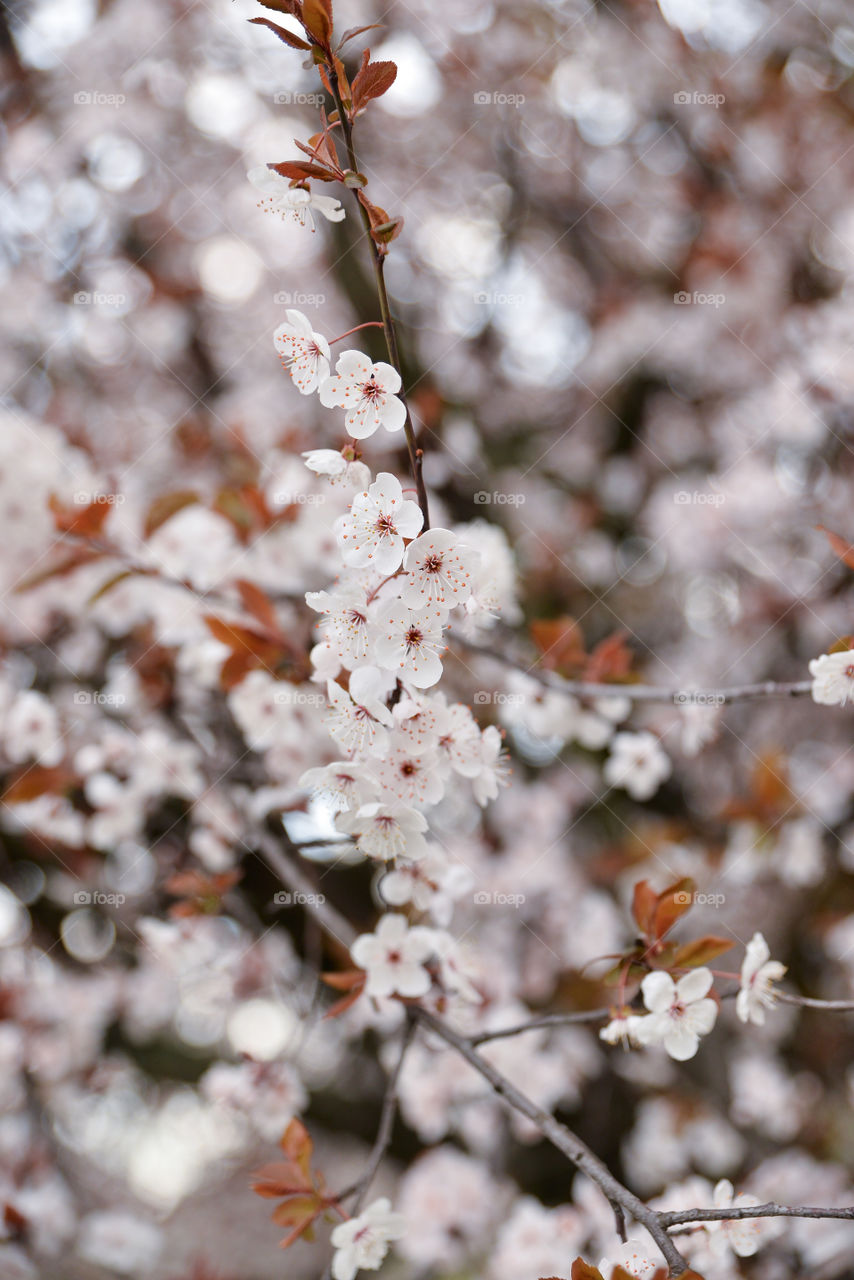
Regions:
[[268, 159, 335, 182], [583, 630, 634, 683], [631, 880, 658, 939], [281, 1118, 313, 1182], [3, 764, 75, 804], [321, 969, 365, 991], [817, 524, 854, 571], [143, 490, 199, 537], [337, 23, 384, 48], [48, 493, 113, 539], [250, 1162, 312, 1199], [235, 580, 278, 633], [653, 878, 696, 939], [673, 935, 733, 968], [570, 1262, 603, 1280], [271, 1192, 322, 1228], [301, 0, 333, 45], [256, 0, 303, 15], [324, 985, 366, 1018], [249, 17, 312, 49], [530, 616, 586, 673], [351, 56, 397, 113]]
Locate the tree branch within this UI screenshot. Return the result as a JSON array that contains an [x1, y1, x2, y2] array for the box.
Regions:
[[411, 1005, 690, 1275], [659, 1202, 854, 1227]]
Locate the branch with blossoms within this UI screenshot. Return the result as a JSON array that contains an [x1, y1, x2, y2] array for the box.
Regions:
[[161, 4, 854, 1280]]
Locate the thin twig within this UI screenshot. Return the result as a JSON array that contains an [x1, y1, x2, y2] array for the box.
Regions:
[[467, 1008, 612, 1046], [660, 1202, 854, 1227], [455, 636, 813, 705], [412, 1006, 690, 1275], [775, 990, 854, 1012]]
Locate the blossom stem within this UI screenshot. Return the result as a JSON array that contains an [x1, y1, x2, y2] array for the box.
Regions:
[[329, 321, 386, 344], [326, 82, 431, 528]]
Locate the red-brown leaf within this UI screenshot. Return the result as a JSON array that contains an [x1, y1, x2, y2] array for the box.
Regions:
[[817, 524, 854, 571], [48, 493, 113, 539], [653, 877, 696, 939], [301, 0, 333, 45], [143, 490, 199, 538], [673, 935, 733, 968], [249, 17, 312, 49], [631, 880, 658, 939], [352, 57, 397, 112], [570, 1261, 603, 1280]]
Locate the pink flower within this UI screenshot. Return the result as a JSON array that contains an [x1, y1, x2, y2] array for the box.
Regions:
[[634, 968, 718, 1061], [320, 350, 407, 439], [736, 932, 786, 1025], [371, 601, 448, 689]]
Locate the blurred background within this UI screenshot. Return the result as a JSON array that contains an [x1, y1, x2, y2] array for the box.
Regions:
[[4, 0, 854, 1276]]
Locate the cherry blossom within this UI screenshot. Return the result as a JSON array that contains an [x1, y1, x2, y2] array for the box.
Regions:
[[371, 600, 448, 688], [634, 968, 718, 1061], [3, 690, 64, 766], [319, 351, 407, 439], [369, 740, 445, 807], [306, 581, 375, 668], [335, 473, 424, 574], [401, 528, 478, 610], [736, 931, 787, 1026], [335, 801, 429, 861], [598, 1240, 663, 1278], [302, 447, 371, 490], [330, 1197, 406, 1280], [273, 309, 331, 394], [247, 166, 345, 227], [704, 1177, 782, 1260], [472, 725, 511, 806], [351, 913, 436, 998], [325, 670, 393, 757], [604, 731, 672, 801], [809, 650, 854, 707]]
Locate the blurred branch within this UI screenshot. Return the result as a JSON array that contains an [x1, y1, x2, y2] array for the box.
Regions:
[[660, 1202, 854, 1227]]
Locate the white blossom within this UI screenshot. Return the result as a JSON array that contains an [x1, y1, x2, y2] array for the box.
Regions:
[[604, 731, 671, 801], [371, 601, 448, 689], [401, 528, 478, 611], [634, 968, 718, 1061], [335, 473, 424, 574], [248, 166, 345, 227], [336, 801, 429, 861], [273, 309, 330, 394], [330, 1198, 406, 1280], [320, 350, 406, 439], [737, 932, 786, 1026], [351, 913, 436, 998], [809, 649, 854, 706]]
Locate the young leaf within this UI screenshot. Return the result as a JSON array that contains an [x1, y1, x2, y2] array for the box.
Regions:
[[351, 58, 397, 113], [281, 1118, 313, 1182], [673, 935, 733, 968], [570, 1261, 604, 1280], [248, 17, 312, 50], [631, 879, 658, 939], [817, 524, 854, 571], [652, 877, 696, 939], [143, 490, 199, 538], [48, 493, 113, 539], [301, 0, 333, 45]]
